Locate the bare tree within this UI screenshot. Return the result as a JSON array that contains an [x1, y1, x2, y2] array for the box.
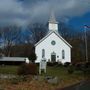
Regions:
[[28, 23, 48, 44], [1, 25, 21, 56]]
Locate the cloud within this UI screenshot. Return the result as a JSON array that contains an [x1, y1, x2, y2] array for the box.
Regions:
[[0, 0, 90, 26]]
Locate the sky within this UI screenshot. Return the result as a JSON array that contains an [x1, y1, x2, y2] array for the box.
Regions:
[[0, 0, 90, 31]]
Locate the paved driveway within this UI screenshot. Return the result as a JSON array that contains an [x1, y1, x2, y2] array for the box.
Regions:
[[56, 80, 90, 90]]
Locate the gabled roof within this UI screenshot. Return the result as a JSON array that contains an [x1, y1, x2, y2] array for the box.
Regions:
[[35, 31, 72, 48], [0, 57, 28, 62]]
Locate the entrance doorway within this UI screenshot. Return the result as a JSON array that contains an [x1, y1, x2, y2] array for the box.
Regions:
[[51, 52, 56, 62]]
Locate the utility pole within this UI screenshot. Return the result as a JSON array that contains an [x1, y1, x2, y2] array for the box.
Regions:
[[84, 25, 88, 62]]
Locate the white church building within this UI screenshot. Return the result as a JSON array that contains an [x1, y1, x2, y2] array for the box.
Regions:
[[35, 14, 72, 64]]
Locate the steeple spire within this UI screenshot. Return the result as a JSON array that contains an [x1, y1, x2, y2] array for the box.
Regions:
[[49, 11, 58, 24], [48, 11, 58, 31]]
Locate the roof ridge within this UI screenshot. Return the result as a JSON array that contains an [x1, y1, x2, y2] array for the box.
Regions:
[[35, 31, 72, 48]]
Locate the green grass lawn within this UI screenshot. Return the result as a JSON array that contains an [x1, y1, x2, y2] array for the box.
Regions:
[[0, 65, 87, 90], [47, 66, 83, 75], [46, 66, 84, 80], [0, 65, 18, 74], [0, 65, 85, 80], [0, 65, 84, 75]]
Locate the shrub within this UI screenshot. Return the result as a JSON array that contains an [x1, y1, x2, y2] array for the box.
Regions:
[[17, 63, 37, 75], [29, 52, 37, 63], [75, 62, 84, 71], [57, 62, 63, 67], [85, 62, 90, 68], [64, 62, 71, 67], [47, 62, 58, 66], [68, 65, 74, 74], [82, 67, 90, 76], [10, 77, 20, 84], [10, 76, 28, 84], [81, 62, 90, 75]]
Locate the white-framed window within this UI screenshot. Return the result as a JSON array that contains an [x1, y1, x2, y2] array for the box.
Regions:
[[42, 49, 45, 58], [62, 50, 65, 59]]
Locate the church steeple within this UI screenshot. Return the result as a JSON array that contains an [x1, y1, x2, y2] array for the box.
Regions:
[[49, 11, 57, 23], [48, 12, 58, 31]]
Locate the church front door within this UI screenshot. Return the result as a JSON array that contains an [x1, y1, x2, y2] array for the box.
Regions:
[[51, 52, 56, 62]]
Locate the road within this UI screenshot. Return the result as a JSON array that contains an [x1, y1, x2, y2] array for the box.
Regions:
[[56, 80, 90, 90]]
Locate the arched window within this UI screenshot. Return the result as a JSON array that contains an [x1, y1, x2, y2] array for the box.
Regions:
[[62, 50, 65, 59], [42, 49, 45, 58]]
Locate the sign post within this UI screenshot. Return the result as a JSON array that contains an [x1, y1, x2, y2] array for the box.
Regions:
[[84, 25, 90, 62], [39, 58, 47, 74]]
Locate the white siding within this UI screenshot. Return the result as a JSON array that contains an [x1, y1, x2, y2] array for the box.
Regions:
[[35, 33, 71, 64], [49, 23, 58, 31]]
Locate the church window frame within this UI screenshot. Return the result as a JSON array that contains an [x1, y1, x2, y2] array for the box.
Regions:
[[42, 49, 45, 58], [62, 50, 65, 59], [51, 40, 56, 45]]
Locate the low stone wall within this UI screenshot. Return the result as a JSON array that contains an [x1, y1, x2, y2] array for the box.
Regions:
[[0, 74, 17, 79]]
